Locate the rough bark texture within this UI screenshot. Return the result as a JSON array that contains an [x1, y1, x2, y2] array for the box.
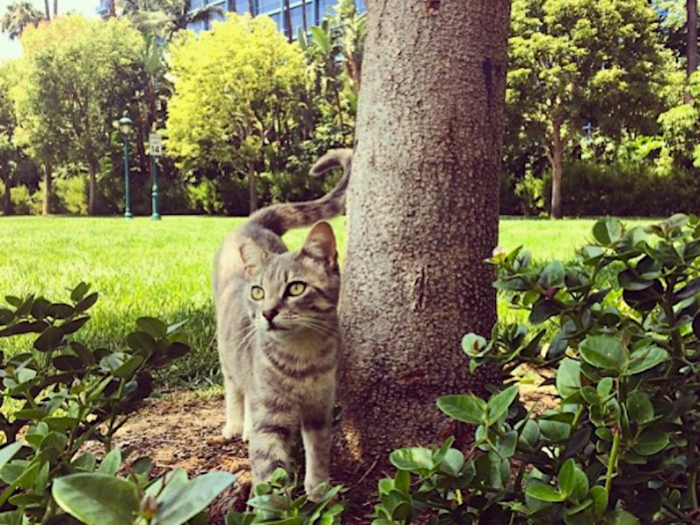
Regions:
[[339, 0, 510, 461], [42, 162, 51, 215], [689, 0, 698, 77]]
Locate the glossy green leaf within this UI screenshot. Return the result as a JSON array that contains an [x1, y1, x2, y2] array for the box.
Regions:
[[437, 395, 486, 425], [390, 448, 434, 472], [526, 482, 566, 502], [156, 472, 236, 525], [487, 385, 519, 423], [626, 391, 654, 425], [557, 358, 581, 399], [593, 219, 623, 245], [580, 336, 629, 373]]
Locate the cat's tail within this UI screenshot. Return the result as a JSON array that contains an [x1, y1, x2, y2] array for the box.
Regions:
[[247, 149, 353, 236]]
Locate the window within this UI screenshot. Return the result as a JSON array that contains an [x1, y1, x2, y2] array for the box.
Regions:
[[258, 0, 280, 14]]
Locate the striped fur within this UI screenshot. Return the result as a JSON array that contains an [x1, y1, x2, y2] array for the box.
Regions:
[[213, 149, 351, 501]]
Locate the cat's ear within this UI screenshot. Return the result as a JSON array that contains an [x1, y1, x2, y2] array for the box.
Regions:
[[240, 240, 266, 278], [302, 222, 337, 266]]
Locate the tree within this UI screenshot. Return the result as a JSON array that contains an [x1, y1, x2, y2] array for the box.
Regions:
[[165, 14, 306, 214], [339, 0, 510, 466], [689, 0, 698, 75], [15, 15, 144, 215], [0, 1, 43, 40], [508, 0, 671, 218], [0, 62, 19, 215], [120, 0, 225, 40]]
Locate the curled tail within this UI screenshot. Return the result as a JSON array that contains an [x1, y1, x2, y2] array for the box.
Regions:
[[248, 149, 353, 237]]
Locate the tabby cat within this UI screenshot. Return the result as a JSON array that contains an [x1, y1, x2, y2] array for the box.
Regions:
[[213, 149, 352, 499]]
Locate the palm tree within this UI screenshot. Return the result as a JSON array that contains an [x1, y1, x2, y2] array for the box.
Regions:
[[119, 0, 225, 40], [0, 1, 44, 40]]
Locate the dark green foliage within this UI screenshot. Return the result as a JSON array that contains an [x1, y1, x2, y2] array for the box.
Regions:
[[0, 283, 235, 524], [372, 215, 700, 524], [225, 468, 344, 525]]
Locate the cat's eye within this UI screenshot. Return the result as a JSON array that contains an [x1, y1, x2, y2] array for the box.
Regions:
[[287, 282, 307, 297], [251, 286, 265, 301]]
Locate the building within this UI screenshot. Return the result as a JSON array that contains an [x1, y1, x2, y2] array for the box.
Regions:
[[96, 0, 365, 36]]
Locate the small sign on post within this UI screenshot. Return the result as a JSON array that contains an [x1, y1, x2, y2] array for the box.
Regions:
[[148, 133, 162, 220], [149, 133, 163, 157]]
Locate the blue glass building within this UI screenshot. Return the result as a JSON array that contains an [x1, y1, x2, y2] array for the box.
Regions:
[[97, 0, 365, 36]]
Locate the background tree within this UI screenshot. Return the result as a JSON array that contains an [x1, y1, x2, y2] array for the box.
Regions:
[[15, 15, 144, 215], [339, 0, 510, 466], [508, 0, 671, 218], [0, 1, 43, 40], [0, 61, 20, 215], [165, 14, 306, 214], [120, 0, 224, 40], [689, 0, 698, 75]]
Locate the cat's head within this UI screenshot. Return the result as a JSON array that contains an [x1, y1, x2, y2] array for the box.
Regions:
[[240, 222, 340, 339]]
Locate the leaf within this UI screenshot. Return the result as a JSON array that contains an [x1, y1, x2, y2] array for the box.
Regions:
[[70, 282, 90, 302], [526, 482, 566, 502], [437, 395, 486, 425], [156, 472, 236, 525], [98, 450, 122, 476], [633, 428, 669, 456], [626, 391, 654, 425], [538, 261, 565, 289], [389, 448, 434, 472], [579, 336, 629, 374], [136, 317, 167, 339], [592, 219, 623, 245], [53, 355, 83, 371], [437, 449, 464, 477], [0, 444, 23, 474], [627, 345, 668, 375], [487, 385, 519, 423], [558, 459, 576, 497], [529, 299, 564, 324], [606, 509, 640, 525], [590, 486, 608, 516], [53, 474, 139, 525], [113, 355, 144, 379], [461, 333, 486, 356], [75, 293, 99, 312], [557, 358, 581, 399]]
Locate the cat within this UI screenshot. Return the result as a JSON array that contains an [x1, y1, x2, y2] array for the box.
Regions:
[[213, 149, 352, 500]]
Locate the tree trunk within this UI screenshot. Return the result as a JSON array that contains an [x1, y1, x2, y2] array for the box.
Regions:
[[283, 0, 293, 42], [231, 0, 237, 13], [43, 0, 50, 20], [248, 0, 255, 15], [549, 119, 564, 220], [1, 170, 12, 215], [108, 0, 116, 17], [42, 162, 52, 215], [248, 165, 257, 214], [87, 159, 98, 216], [689, 0, 698, 77], [53, 0, 58, 17], [339, 0, 511, 463]]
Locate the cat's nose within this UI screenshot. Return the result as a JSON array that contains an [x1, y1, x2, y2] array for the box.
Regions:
[[263, 308, 279, 322]]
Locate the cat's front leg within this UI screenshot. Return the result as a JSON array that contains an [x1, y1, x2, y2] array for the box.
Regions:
[[301, 407, 333, 502], [222, 373, 244, 440], [249, 417, 295, 485]]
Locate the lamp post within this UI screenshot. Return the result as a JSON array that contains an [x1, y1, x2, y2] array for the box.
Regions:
[[119, 112, 133, 219]]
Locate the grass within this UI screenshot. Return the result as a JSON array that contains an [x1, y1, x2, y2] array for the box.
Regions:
[[0, 215, 650, 386]]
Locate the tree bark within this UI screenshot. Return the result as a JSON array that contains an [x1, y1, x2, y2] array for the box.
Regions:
[[549, 118, 564, 220], [248, 164, 257, 214], [108, 0, 116, 17], [43, 0, 50, 20], [53, 0, 58, 17], [689, 0, 698, 77], [339, 0, 511, 462], [42, 162, 52, 215], [87, 159, 98, 216], [248, 0, 255, 16], [1, 169, 12, 215], [231, 0, 237, 13]]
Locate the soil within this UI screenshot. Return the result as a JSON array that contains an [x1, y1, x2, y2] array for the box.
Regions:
[[104, 377, 557, 524], [102, 391, 379, 524]]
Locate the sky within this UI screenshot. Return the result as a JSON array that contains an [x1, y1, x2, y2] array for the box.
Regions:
[[0, 0, 97, 62]]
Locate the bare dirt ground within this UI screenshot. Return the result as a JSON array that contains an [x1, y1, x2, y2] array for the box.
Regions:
[[107, 376, 557, 524]]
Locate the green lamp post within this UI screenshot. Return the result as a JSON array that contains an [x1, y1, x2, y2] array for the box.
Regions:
[[119, 112, 133, 219]]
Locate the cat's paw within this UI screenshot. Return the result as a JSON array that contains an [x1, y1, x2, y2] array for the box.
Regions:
[[221, 422, 242, 441], [304, 478, 330, 503]]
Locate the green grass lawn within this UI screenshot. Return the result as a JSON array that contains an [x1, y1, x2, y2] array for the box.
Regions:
[[0, 215, 648, 385]]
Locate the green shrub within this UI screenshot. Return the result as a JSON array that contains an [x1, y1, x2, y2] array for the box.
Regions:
[[0, 284, 235, 524], [54, 175, 88, 215], [9, 185, 42, 215], [373, 215, 700, 524]]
